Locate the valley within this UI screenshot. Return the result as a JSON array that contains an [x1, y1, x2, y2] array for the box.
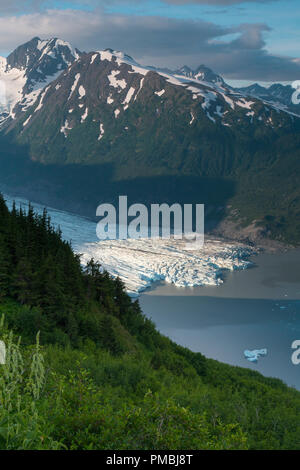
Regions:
[[0, 38, 300, 244]]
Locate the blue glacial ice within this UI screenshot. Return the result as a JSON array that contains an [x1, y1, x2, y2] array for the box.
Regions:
[[244, 349, 267, 363]]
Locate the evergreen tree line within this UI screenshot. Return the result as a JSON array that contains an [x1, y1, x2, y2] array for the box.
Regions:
[[0, 193, 155, 351]]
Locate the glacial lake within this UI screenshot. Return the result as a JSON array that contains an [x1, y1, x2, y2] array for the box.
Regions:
[[3, 191, 300, 389], [140, 249, 300, 390]]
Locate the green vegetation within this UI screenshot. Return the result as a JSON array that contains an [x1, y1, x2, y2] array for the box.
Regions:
[[0, 194, 299, 450]]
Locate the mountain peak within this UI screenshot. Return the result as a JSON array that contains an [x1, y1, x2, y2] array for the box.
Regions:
[[0, 37, 81, 119], [177, 65, 194, 77], [194, 64, 224, 84], [174, 63, 224, 85], [6, 37, 80, 71]]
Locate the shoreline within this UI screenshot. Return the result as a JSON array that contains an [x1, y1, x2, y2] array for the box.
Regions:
[[141, 247, 300, 300], [139, 249, 300, 389], [1, 184, 297, 253], [2, 188, 299, 300]]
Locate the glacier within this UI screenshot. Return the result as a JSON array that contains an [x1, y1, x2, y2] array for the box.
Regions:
[[79, 238, 254, 296], [3, 192, 254, 297]]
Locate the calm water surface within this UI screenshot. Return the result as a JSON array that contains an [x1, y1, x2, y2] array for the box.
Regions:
[[140, 249, 300, 389]]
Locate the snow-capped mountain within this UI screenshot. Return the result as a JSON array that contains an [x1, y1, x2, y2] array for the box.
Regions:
[[0, 38, 300, 244], [237, 82, 300, 115], [6, 44, 298, 146], [1, 38, 298, 136], [0, 37, 80, 122]]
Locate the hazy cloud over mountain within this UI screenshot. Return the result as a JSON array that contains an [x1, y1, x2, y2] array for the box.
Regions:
[[0, 3, 299, 81]]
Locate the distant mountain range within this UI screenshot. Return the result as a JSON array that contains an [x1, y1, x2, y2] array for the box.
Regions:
[[0, 37, 299, 244], [237, 82, 300, 116]]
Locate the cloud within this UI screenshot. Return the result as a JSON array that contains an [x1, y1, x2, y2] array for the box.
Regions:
[[0, 8, 299, 81], [0, 0, 280, 13], [0, 1, 43, 14], [163, 0, 277, 4]]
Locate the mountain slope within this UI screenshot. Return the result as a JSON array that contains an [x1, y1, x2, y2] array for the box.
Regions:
[[0, 39, 300, 243], [175, 64, 225, 85], [6, 46, 299, 169], [1, 196, 300, 450]]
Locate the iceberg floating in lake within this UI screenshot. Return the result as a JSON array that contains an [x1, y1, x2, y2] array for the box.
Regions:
[[244, 349, 267, 363]]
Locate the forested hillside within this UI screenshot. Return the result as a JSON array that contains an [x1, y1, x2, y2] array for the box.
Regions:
[[0, 194, 299, 450]]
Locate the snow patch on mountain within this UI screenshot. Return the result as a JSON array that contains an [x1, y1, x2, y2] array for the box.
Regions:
[[108, 70, 127, 90], [60, 119, 72, 137], [81, 107, 88, 122], [78, 85, 86, 98], [90, 54, 98, 65], [134, 78, 144, 101], [236, 99, 255, 110], [38, 38, 79, 64], [34, 85, 50, 112], [200, 90, 217, 110], [122, 87, 135, 106], [23, 115, 32, 127], [69, 73, 80, 100], [98, 122, 104, 140]]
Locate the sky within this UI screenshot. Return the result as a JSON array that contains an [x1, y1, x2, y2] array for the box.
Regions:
[[0, 0, 299, 84]]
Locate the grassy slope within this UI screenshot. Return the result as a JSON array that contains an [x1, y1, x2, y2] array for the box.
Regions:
[[1, 298, 300, 450]]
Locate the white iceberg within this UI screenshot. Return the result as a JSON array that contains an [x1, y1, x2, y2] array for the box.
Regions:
[[244, 349, 267, 363]]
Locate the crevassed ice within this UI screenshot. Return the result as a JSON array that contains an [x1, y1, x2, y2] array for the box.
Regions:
[[2, 193, 254, 298], [79, 237, 254, 297]]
